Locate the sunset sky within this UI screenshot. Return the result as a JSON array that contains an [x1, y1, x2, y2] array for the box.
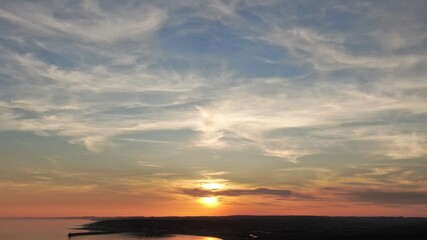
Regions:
[[0, 0, 426, 217]]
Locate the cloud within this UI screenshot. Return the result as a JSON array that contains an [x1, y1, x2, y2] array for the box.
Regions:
[[0, 1, 167, 43], [254, 1, 427, 72], [0, 0, 426, 162], [178, 187, 311, 200], [348, 190, 427, 205], [385, 133, 427, 159], [262, 27, 424, 72], [199, 171, 229, 178]]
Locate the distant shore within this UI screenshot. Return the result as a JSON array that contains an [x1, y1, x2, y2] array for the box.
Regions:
[[69, 215, 427, 240]]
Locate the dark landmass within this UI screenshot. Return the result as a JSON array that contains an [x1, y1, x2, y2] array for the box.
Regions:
[[75, 215, 427, 240], [0, 216, 101, 219]]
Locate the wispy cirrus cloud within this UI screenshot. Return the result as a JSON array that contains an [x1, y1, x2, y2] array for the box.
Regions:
[[0, 0, 167, 43], [0, 1, 426, 164]]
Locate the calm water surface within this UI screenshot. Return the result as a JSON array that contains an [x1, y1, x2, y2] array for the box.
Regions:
[[0, 219, 220, 240]]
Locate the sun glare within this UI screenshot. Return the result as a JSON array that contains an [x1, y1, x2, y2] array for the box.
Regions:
[[201, 182, 223, 190], [200, 197, 218, 207]]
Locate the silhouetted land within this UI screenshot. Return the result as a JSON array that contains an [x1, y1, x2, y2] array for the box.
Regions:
[[74, 216, 427, 239]]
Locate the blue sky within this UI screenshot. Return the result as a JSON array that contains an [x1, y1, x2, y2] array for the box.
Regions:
[[0, 0, 426, 216]]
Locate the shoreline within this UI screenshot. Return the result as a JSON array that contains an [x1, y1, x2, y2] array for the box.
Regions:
[[75, 215, 427, 240]]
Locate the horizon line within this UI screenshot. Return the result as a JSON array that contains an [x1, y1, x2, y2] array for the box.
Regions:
[[1, 214, 426, 219]]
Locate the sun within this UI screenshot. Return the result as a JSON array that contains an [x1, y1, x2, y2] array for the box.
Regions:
[[199, 196, 218, 207]]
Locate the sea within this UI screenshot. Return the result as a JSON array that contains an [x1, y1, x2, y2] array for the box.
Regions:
[[0, 218, 221, 240]]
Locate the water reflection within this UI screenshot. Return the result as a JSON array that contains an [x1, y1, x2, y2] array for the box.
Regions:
[[0, 218, 89, 240], [79, 234, 219, 240]]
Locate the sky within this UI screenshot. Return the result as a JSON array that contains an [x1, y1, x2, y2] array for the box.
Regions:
[[0, 0, 426, 217]]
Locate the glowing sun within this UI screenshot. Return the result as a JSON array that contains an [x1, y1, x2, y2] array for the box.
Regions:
[[200, 196, 219, 207]]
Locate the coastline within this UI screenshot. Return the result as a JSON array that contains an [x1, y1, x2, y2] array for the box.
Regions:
[[69, 215, 427, 240]]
